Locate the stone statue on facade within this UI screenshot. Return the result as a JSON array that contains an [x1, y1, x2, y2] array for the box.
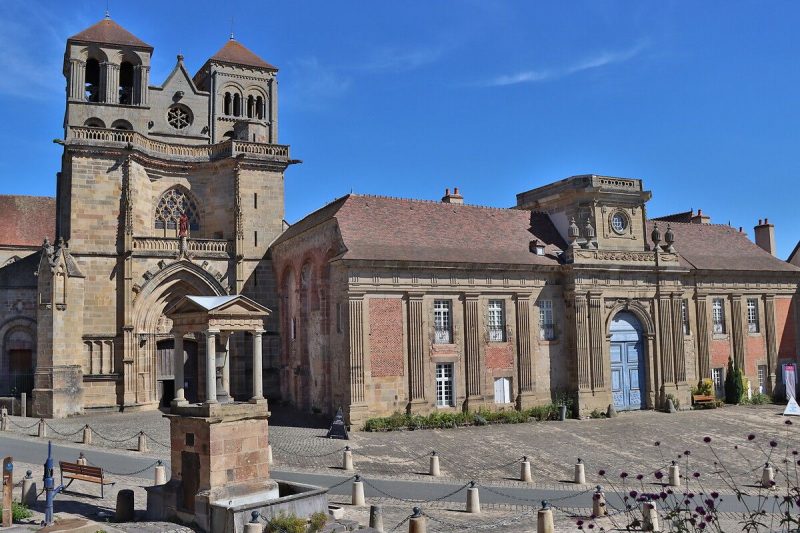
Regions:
[[178, 213, 189, 237]]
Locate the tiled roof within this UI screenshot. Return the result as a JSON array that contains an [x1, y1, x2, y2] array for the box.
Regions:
[[647, 221, 800, 272], [209, 40, 276, 70], [652, 210, 694, 223], [275, 194, 565, 266], [0, 252, 40, 288], [0, 195, 55, 247], [68, 17, 152, 49]]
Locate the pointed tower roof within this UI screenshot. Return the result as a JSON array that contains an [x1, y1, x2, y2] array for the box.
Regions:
[[209, 39, 276, 70], [68, 16, 152, 50]]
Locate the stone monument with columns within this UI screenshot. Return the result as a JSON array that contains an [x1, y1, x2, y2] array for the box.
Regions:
[[147, 295, 275, 532]]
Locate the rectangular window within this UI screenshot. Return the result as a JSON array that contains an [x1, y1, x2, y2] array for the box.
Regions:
[[747, 298, 760, 333], [488, 300, 506, 342], [539, 300, 554, 340], [682, 299, 690, 336], [758, 365, 767, 394], [435, 363, 454, 407], [433, 300, 452, 344], [712, 299, 726, 334], [254, 192, 258, 209], [712, 367, 724, 397], [494, 377, 511, 404]]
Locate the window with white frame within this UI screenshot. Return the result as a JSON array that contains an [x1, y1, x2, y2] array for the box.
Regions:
[[488, 300, 506, 342], [434, 300, 452, 344], [712, 367, 724, 397], [494, 377, 511, 404], [758, 365, 767, 394], [682, 300, 690, 336], [747, 298, 760, 333], [435, 363, 454, 407], [539, 300, 555, 340], [712, 299, 726, 334]]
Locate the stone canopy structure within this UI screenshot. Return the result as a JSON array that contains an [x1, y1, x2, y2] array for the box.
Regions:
[[0, 17, 798, 425]]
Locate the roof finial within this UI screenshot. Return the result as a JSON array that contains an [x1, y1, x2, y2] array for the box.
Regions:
[[105, 0, 110, 18], [230, 17, 235, 40]]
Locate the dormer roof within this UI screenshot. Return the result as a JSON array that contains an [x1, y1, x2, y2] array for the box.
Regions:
[[208, 39, 276, 70], [68, 16, 152, 50]]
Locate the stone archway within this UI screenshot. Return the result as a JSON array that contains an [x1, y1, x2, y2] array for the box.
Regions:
[[130, 261, 226, 407], [0, 318, 36, 397]]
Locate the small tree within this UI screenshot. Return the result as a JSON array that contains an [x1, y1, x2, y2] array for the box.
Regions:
[[724, 357, 743, 404]]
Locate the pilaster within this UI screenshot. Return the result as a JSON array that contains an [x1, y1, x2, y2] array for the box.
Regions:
[[233, 162, 244, 293], [406, 293, 425, 406], [588, 292, 605, 390], [670, 294, 687, 383], [730, 294, 746, 370], [695, 295, 710, 381], [574, 293, 591, 391], [514, 294, 533, 400], [763, 294, 778, 392], [102, 62, 120, 104], [463, 293, 482, 404], [348, 293, 366, 406], [657, 294, 675, 386]]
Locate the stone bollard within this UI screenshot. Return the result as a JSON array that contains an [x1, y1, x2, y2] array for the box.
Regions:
[[37, 419, 46, 438], [115, 489, 135, 522], [592, 485, 607, 517], [343, 445, 354, 471], [137, 431, 148, 453], [244, 510, 262, 533], [668, 461, 680, 487], [408, 507, 426, 533], [520, 456, 533, 483], [666, 398, 677, 414], [537, 501, 554, 533], [574, 458, 586, 484], [369, 504, 385, 532], [77, 453, 87, 466], [351, 474, 366, 506], [761, 462, 775, 488], [21, 470, 36, 507], [1, 408, 7, 431], [154, 460, 166, 486], [606, 404, 617, 418], [82, 425, 92, 445], [641, 499, 661, 532], [429, 451, 440, 477], [20, 393, 26, 418], [466, 481, 480, 514], [267, 444, 273, 465]]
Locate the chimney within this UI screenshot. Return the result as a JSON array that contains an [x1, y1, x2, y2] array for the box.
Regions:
[[754, 218, 776, 256], [441, 187, 464, 205], [690, 209, 711, 224]]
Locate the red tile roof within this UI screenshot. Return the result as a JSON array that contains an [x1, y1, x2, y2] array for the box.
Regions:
[[0, 195, 56, 247], [68, 17, 152, 49], [275, 194, 565, 266], [647, 221, 800, 272], [209, 40, 276, 70]]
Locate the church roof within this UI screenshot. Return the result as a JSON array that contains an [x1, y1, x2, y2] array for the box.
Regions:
[[0, 195, 55, 247], [209, 39, 276, 70], [647, 221, 800, 273], [274, 194, 566, 266], [68, 17, 152, 49], [0, 252, 40, 288]]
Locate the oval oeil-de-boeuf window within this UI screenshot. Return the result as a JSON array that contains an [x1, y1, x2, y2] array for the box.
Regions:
[[611, 212, 627, 233]]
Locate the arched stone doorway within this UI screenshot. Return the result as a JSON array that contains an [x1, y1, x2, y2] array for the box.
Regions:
[[609, 311, 646, 411], [0, 318, 36, 397]]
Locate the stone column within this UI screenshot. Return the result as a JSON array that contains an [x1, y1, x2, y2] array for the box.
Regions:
[[348, 294, 365, 404], [763, 295, 778, 392], [730, 294, 746, 370], [251, 329, 264, 402], [139, 66, 150, 105], [68, 59, 85, 101], [695, 295, 711, 380], [574, 293, 591, 391], [406, 293, 425, 402], [269, 77, 278, 142], [463, 293, 482, 401], [588, 293, 605, 390], [657, 294, 675, 386], [172, 330, 186, 405], [205, 330, 218, 404], [670, 294, 687, 383], [514, 294, 533, 394], [102, 62, 120, 104], [221, 334, 231, 401]]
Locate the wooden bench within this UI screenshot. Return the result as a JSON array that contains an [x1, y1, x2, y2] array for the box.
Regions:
[[692, 394, 715, 406], [59, 461, 115, 498]]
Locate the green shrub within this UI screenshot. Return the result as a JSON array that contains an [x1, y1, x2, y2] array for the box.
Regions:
[[744, 392, 770, 405], [308, 512, 328, 533], [589, 408, 605, 419], [266, 513, 306, 533], [724, 357, 744, 404], [692, 378, 714, 397], [12, 501, 32, 522]]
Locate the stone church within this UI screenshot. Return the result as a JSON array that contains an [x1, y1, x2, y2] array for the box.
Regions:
[[0, 17, 798, 423]]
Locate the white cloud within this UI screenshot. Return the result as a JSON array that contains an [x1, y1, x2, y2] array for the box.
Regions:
[[480, 41, 648, 87], [283, 57, 352, 111]]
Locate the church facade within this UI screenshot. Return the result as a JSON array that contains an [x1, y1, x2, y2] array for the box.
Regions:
[[0, 17, 798, 423]]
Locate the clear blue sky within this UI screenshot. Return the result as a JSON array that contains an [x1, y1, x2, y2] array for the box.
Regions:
[[1, 1, 798, 257]]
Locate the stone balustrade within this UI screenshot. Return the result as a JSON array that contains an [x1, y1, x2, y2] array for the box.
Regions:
[[132, 237, 233, 257], [67, 126, 290, 162]]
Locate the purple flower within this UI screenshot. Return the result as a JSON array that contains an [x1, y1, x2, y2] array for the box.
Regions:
[[620, 472, 629, 479], [786, 420, 793, 426], [630, 490, 638, 498], [748, 434, 756, 441], [770, 440, 778, 448], [703, 436, 711, 443], [660, 492, 668, 500], [636, 474, 644, 481], [696, 506, 706, 515], [710, 492, 719, 499], [699, 522, 707, 529], [693, 472, 701, 478], [655, 471, 664, 480], [576, 520, 584, 526], [598, 469, 606, 476], [684, 450, 691, 456], [654, 441, 661, 446]]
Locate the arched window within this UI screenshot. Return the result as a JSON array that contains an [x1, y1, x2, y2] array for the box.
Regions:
[[111, 119, 132, 130], [233, 94, 241, 117], [154, 187, 200, 236], [119, 61, 134, 104], [85, 58, 100, 102], [222, 130, 235, 139], [247, 95, 254, 118], [84, 118, 106, 128], [223, 92, 232, 116], [256, 96, 264, 119]]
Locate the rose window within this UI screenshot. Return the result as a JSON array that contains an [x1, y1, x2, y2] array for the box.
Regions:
[[154, 188, 200, 232], [167, 105, 192, 130], [611, 212, 628, 234]]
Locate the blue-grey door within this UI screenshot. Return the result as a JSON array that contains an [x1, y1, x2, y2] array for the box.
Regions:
[[610, 312, 646, 410]]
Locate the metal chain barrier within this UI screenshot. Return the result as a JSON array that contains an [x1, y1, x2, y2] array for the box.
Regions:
[[142, 431, 170, 448], [43, 421, 85, 438], [90, 429, 140, 444], [8, 418, 40, 430], [324, 475, 357, 491], [84, 457, 163, 477], [361, 477, 471, 504], [269, 442, 349, 459], [388, 513, 412, 532]]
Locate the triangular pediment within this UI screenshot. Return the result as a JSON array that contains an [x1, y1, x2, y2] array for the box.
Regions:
[[166, 294, 270, 318], [158, 58, 206, 96], [208, 295, 271, 315]]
